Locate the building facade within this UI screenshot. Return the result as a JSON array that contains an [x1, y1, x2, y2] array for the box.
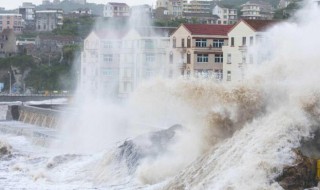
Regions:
[[0, 14, 24, 33], [212, 3, 238, 25], [35, 9, 63, 32], [169, 24, 232, 80], [241, 0, 274, 20], [0, 29, 17, 57], [222, 19, 276, 82], [81, 28, 171, 98], [183, 0, 213, 14], [19, 3, 36, 30], [103, 3, 130, 18]]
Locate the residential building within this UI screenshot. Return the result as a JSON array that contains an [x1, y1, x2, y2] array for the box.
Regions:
[[81, 30, 125, 96], [183, 0, 213, 14], [169, 24, 232, 80], [118, 28, 170, 97], [168, 0, 187, 17], [35, 34, 79, 54], [19, 3, 36, 30], [154, 7, 170, 20], [0, 14, 24, 33], [81, 28, 172, 98], [0, 29, 17, 57], [35, 9, 63, 32], [103, 2, 130, 18], [222, 19, 276, 82], [241, 0, 274, 20], [212, 3, 238, 25]]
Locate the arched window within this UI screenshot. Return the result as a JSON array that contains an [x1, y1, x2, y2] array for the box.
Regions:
[[187, 36, 191, 48], [173, 37, 176, 48]]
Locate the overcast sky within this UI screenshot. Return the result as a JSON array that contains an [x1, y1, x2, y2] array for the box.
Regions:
[[1, 0, 157, 10]]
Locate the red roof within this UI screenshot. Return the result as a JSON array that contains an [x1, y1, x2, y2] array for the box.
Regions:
[[183, 24, 233, 36], [242, 19, 278, 32]]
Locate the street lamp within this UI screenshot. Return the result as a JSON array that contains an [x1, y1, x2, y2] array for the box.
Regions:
[[8, 71, 11, 95]]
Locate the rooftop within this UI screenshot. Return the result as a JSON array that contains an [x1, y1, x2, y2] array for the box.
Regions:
[[242, 19, 278, 31], [108, 2, 129, 6], [183, 24, 233, 36]]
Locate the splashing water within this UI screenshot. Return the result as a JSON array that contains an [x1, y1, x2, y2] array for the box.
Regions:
[[1, 1, 320, 189]]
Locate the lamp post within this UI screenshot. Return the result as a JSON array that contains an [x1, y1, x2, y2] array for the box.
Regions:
[[8, 71, 11, 95]]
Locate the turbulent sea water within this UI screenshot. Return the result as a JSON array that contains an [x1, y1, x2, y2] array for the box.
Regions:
[[1, 1, 320, 190]]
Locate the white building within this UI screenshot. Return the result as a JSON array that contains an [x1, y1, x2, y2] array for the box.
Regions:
[[81, 28, 170, 98], [212, 3, 238, 25], [104, 2, 130, 18], [241, 0, 274, 20], [35, 10, 63, 32], [222, 19, 276, 82]]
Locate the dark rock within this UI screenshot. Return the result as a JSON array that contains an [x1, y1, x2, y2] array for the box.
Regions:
[[276, 150, 317, 190], [117, 124, 183, 174]]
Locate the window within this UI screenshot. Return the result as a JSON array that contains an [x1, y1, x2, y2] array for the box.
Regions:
[[250, 36, 254, 46], [170, 53, 173, 64], [7, 21, 9, 25], [214, 69, 223, 80], [103, 54, 113, 63], [215, 54, 223, 63], [104, 41, 112, 49], [195, 39, 207, 47], [227, 53, 231, 64], [242, 37, 246, 46], [227, 71, 231, 81], [187, 37, 191, 48], [187, 53, 191, 64], [146, 53, 155, 63], [231, 37, 234, 46], [145, 40, 154, 49], [102, 68, 113, 77], [242, 54, 246, 64], [197, 54, 208, 62], [213, 39, 224, 48], [173, 37, 176, 48], [181, 39, 185, 48]]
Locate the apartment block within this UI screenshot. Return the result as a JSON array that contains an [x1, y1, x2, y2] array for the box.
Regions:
[[241, 0, 274, 20], [212, 3, 238, 25], [222, 19, 276, 82], [35, 10, 63, 32], [19, 3, 36, 30], [169, 24, 232, 80], [0, 14, 24, 33], [104, 2, 130, 18], [81, 28, 171, 98]]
